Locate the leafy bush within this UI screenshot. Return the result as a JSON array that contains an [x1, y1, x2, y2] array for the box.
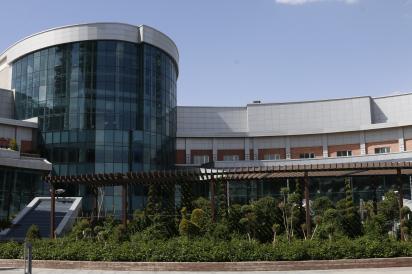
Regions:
[[1, 236, 412, 261], [26, 224, 41, 241]]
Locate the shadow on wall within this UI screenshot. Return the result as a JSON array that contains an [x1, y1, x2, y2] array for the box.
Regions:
[[371, 99, 388, 124]]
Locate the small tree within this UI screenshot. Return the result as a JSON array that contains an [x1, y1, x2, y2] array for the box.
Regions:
[[336, 178, 362, 237], [239, 204, 256, 242], [190, 208, 209, 235], [26, 224, 41, 241], [320, 208, 341, 240], [178, 207, 199, 237]]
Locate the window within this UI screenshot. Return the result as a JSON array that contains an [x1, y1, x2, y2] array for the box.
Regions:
[[375, 147, 390, 154], [193, 155, 209, 165], [337, 150, 352, 157], [223, 155, 240, 161], [264, 154, 281, 160], [299, 153, 315, 159]]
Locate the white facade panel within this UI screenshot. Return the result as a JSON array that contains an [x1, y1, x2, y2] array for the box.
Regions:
[[189, 138, 213, 150], [216, 138, 245, 149], [0, 23, 179, 89], [371, 94, 412, 124], [177, 106, 247, 137], [0, 125, 15, 139], [364, 128, 399, 143], [403, 127, 412, 139], [254, 137, 286, 149], [247, 97, 371, 135], [176, 138, 186, 150], [290, 135, 323, 147], [327, 132, 360, 146]]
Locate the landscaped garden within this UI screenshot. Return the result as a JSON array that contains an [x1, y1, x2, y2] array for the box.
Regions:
[[1, 179, 412, 262]]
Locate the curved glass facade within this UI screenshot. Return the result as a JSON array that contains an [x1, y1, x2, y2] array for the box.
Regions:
[[11, 40, 177, 176]]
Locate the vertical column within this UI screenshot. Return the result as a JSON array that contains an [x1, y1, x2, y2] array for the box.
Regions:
[[244, 138, 250, 161], [210, 174, 216, 223], [92, 187, 98, 222], [360, 131, 366, 155], [212, 138, 217, 162], [253, 138, 258, 161], [398, 128, 405, 152], [185, 138, 191, 164], [322, 135, 328, 158], [122, 184, 128, 228], [397, 168, 404, 241], [286, 137, 291, 159], [50, 185, 55, 239], [304, 172, 311, 238]]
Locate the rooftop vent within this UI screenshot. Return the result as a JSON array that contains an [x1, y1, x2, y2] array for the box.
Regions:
[[252, 100, 261, 104]]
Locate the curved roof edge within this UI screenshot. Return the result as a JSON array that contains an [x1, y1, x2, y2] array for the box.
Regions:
[[0, 22, 179, 68]]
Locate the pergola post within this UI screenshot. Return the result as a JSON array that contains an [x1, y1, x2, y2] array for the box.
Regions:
[[50, 184, 56, 239], [397, 168, 404, 241], [91, 186, 98, 222], [122, 183, 128, 228], [210, 174, 216, 223], [372, 176, 378, 215], [304, 171, 311, 238]]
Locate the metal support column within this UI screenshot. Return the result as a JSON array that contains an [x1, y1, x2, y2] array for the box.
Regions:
[[304, 172, 311, 238], [210, 175, 216, 223], [397, 168, 404, 241], [122, 184, 128, 228], [50, 185, 56, 239]]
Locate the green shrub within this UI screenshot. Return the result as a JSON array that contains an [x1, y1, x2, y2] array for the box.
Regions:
[[178, 217, 199, 238], [190, 208, 209, 234], [26, 224, 41, 241], [1, 236, 412, 261]]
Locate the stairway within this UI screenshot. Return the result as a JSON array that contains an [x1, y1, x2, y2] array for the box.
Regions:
[[0, 197, 82, 241]]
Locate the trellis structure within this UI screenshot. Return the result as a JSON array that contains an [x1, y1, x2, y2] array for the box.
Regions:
[[44, 161, 412, 240]]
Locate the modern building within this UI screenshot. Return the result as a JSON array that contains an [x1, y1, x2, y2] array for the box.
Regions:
[[176, 94, 412, 203], [0, 23, 178, 216], [0, 89, 51, 219], [0, 22, 411, 220]]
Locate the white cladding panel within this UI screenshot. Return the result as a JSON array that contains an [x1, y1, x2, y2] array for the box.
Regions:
[[0, 67, 10, 89], [176, 138, 186, 150], [177, 107, 247, 137], [365, 128, 399, 143], [372, 94, 412, 124], [327, 132, 360, 146], [404, 127, 412, 139], [254, 137, 286, 149], [0, 125, 15, 139], [290, 135, 323, 147], [247, 97, 371, 135], [16, 128, 32, 142], [216, 138, 245, 149], [189, 138, 213, 150], [0, 23, 179, 89]]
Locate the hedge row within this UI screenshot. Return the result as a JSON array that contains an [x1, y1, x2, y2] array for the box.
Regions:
[[1, 237, 412, 262]]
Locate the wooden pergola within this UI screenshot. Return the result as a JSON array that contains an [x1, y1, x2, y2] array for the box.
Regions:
[[44, 161, 412, 240]]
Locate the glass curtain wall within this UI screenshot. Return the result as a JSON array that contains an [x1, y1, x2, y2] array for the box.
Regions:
[[11, 40, 177, 214]]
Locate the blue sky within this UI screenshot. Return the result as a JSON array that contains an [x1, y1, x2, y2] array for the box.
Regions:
[[1, 0, 412, 106]]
